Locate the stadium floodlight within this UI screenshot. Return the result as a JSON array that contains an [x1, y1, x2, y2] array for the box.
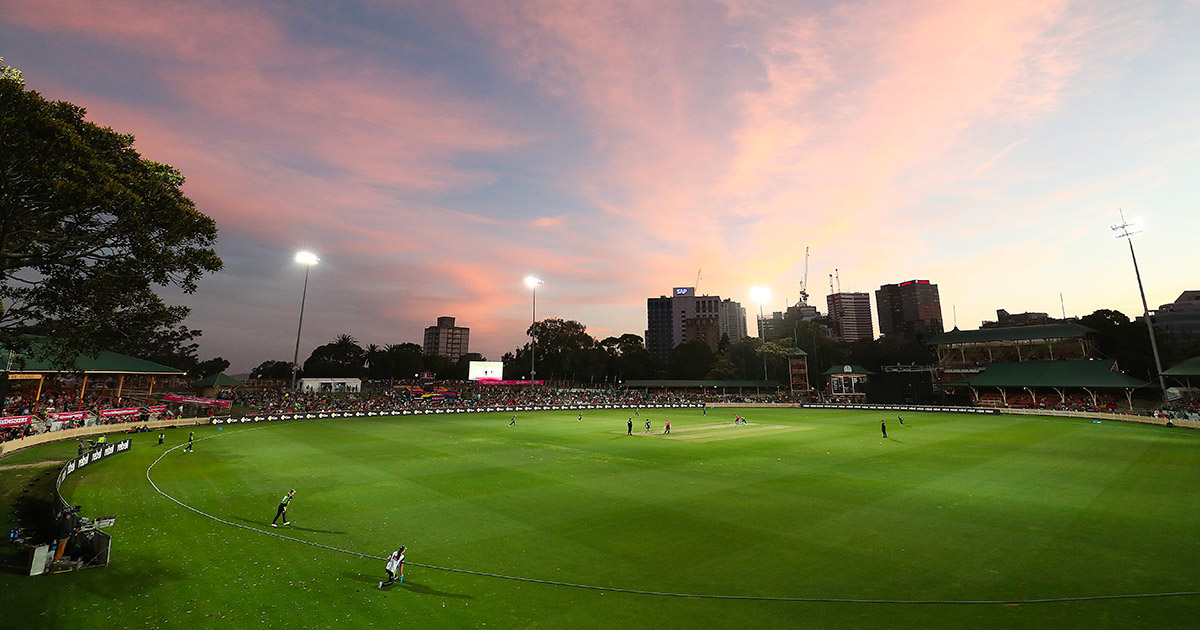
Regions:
[[525, 277, 544, 385], [291, 251, 319, 391], [1111, 211, 1167, 401], [751, 286, 771, 379]]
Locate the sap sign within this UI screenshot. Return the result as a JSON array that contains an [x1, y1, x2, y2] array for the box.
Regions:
[[674, 287, 694, 297]]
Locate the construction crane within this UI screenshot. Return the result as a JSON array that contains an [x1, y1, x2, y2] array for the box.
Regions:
[[798, 247, 810, 306]]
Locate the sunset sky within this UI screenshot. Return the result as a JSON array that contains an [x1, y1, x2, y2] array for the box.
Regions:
[[5, 0, 1199, 372]]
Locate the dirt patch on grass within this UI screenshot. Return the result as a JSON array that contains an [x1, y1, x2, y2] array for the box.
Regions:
[[0, 460, 66, 472]]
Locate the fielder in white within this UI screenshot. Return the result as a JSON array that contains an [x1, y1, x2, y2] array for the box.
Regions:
[[379, 545, 405, 589]]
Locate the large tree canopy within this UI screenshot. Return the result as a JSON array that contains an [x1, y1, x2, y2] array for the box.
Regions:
[[0, 60, 222, 369]]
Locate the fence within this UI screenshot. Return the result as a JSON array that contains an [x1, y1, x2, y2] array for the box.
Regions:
[[0, 416, 209, 457]]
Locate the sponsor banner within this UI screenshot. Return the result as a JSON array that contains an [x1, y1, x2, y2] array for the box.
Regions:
[[214, 401, 704, 424], [477, 380, 545, 385], [63, 439, 132, 476], [163, 394, 233, 408], [49, 411, 88, 422], [0, 415, 33, 427], [148, 405, 167, 413], [56, 439, 133, 509], [801, 403, 999, 415], [99, 407, 141, 418]]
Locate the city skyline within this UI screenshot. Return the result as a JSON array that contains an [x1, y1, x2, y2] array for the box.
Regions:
[[4, 1, 1198, 372]]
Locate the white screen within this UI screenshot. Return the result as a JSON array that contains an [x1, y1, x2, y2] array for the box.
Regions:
[[468, 361, 504, 381]]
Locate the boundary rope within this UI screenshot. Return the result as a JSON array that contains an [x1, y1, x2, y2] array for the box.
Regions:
[[145, 426, 1200, 605]]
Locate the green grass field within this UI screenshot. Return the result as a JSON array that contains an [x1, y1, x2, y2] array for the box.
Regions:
[[3, 407, 1200, 628]]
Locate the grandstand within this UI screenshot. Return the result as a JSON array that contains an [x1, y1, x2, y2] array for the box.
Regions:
[[929, 322, 1095, 376], [941, 359, 1145, 410]]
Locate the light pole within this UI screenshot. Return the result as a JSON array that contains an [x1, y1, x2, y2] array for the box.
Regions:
[[525, 276, 543, 385], [751, 286, 771, 380], [291, 251, 319, 391], [1111, 212, 1167, 401]]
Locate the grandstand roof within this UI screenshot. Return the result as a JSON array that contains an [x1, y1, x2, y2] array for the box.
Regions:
[[946, 360, 1145, 389], [624, 380, 781, 388], [4, 348, 186, 375], [927, 322, 1094, 346], [194, 372, 244, 388], [821, 365, 874, 376], [1162, 356, 1200, 378]]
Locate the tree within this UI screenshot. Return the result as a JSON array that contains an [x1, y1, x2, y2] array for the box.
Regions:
[[1079, 309, 1156, 380], [526, 318, 597, 384], [385, 343, 425, 380], [303, 334, 365, 377], [669, 340, 716, 379], [0, 60, 222, 370], [250, 360, 293, 380], [193, 357, 230, 379], [757, 340, 793, 380]]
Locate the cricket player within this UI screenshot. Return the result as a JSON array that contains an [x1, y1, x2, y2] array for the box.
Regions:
[[270, 489, 295, 527], [627, 418, 633, 435], [509, 415, 516, 426], [578, 411, 583, 422], [185, 431, 194, 452], [644, 419, 651, 434], [379, 545, 406, 589], [663, 419, 671, 435]]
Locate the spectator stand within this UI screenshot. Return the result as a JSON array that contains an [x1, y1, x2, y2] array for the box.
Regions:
[[622, 380, 784, 402], [192, 372, 244, 400], [939, 359, 1148, 411], [1161, 356, 1200, 419], [1, 347, 188, 451], [4, 348, 187, 415], [929, 323, 1096, 386]]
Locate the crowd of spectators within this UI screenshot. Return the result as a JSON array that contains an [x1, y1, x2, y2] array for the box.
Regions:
[[1, 391, 181, 443], [3, 380, 1197, 447]]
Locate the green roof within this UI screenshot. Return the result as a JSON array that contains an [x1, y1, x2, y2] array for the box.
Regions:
[[624, 380, 781, 388], [1162, 356, 1200, 378], [194, 372, 244, 388], [928, 323, 1094, 345], [5, 349, 186, 375], [790, 348, 808, 356], [946, 360, 1145, 389], [821, 365, 874, 376]]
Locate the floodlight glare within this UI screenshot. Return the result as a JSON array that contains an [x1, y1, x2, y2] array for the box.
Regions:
[[750, 286, 771, 304], [525, 276, 543, 288], [291, 251, 319, 391]]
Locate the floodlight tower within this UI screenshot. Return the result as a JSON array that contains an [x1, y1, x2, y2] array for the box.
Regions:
[[291, 251, 319, 391], [1111, 211, 1167, 401], [524, 276, 543, 385]]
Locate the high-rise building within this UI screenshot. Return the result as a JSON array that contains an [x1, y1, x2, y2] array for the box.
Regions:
[[875, 280, 943, 342], [758, 311, 784, 340], [423, 316, 470, 361], [646, 287, 723, 360], [827, 292, 874, 342], [718, 298, 748, 344]]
